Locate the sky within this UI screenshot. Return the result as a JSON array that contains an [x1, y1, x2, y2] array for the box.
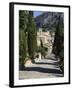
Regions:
[[33, 11, 43, 18]]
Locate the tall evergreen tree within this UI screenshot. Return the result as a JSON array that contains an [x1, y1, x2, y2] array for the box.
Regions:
[[19, 11, 28, 65], [19, 30, 27, 64], [27, 11, 37, 60], [53, 16, 64, 72]]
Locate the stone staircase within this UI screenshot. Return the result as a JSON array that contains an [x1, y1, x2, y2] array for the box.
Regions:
[[19, 54, 63, 79]]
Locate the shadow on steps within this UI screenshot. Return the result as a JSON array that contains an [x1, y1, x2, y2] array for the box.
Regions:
[[20, 66, 63, 75]]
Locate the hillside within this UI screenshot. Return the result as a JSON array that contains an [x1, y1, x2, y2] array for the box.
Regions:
[[34, 12, 64, 31]]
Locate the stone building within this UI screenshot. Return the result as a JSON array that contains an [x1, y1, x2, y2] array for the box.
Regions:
[[37, 28, 55, 56]]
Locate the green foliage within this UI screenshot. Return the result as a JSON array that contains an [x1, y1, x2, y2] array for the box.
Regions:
[[40, 40, 47, 58], [53, 16, 64, 73], [19, 10, 37, 65], [27, 12, 37, 59], [36, 54, 39, 58], [19, 10, 29, 65], [19, 10, 28, 30], [44, 47, 48, 52], [36, 46, 41, 52], [36, 40, 48, 58], [19, 30, 27, 64]]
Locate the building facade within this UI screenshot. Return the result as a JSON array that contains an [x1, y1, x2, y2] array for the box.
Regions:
[[37, 28, 55, 56]]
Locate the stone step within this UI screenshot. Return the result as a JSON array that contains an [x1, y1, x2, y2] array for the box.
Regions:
[[34, 58, 58, 63], [25, 63, 60, 70]]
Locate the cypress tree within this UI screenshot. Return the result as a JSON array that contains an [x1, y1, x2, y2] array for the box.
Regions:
[[53, 16, 64, 73], [19, 30, 27, 64], [27, 11, 37, 60], [19, 10, 28, 66]]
